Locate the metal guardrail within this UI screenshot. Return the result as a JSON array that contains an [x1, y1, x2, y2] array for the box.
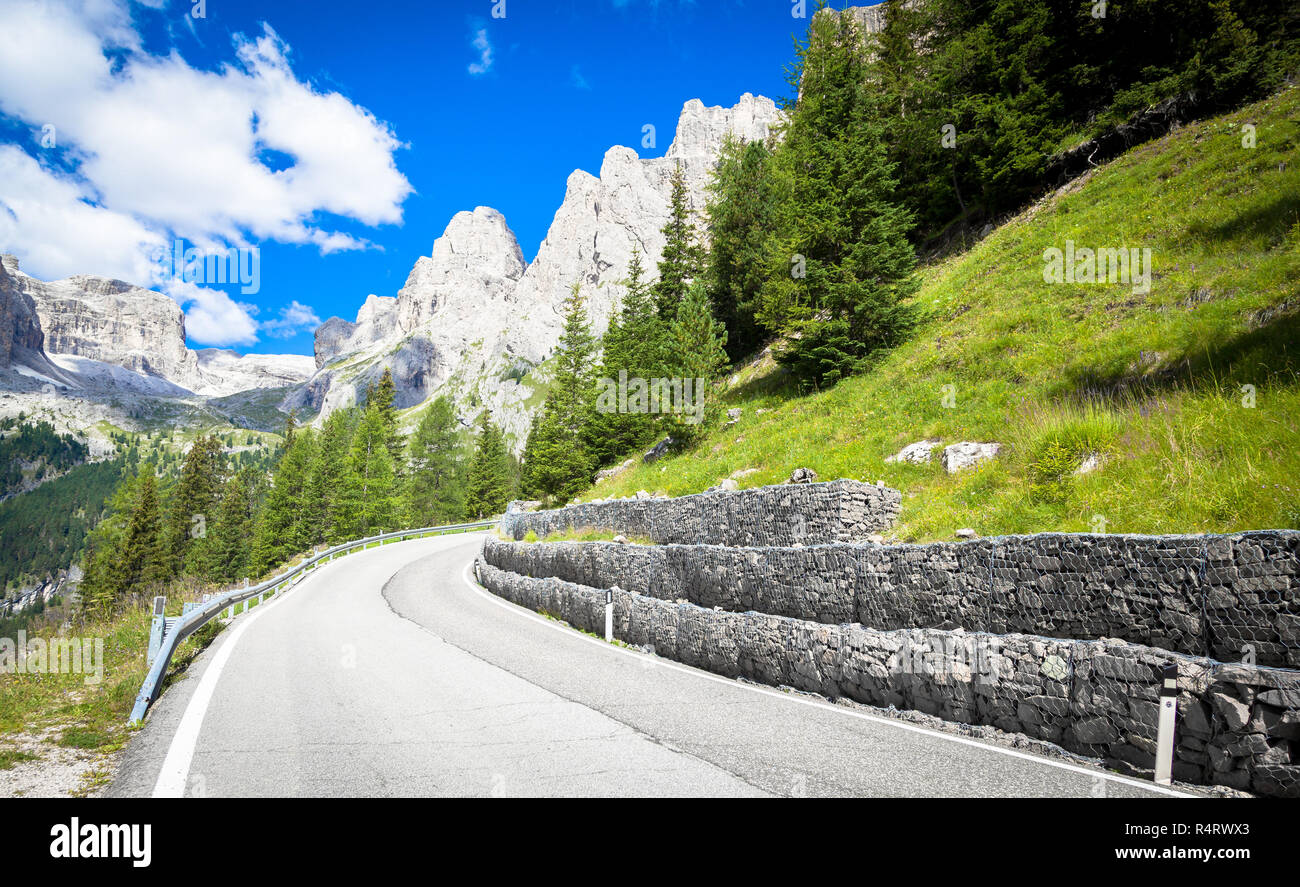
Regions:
[[127, 520, 496, 723]]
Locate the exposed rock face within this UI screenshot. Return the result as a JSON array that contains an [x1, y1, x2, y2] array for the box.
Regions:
[[313, 317, 358, 369], [397, 206, 526, 333], [300, 95, 782, 448], [0, 256, 45, 368], [511, 92, 780, 344], [193, 349, 316, 398], [21, 268, 198, 384], [0, 255, 312, 397]]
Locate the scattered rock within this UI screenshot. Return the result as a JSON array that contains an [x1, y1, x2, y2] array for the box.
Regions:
[[787, 467, 818, 485], [719, 478, 739, 492], [867, 534, 885, 545], [941, 441, 1001, 474], [642, 436, 674, 463], [955, 528, 978, 539], [612, 535, 629, 545], [1073, 453, 1104, 476], [595, 458, 636, 482], [635, 490, 651, 500], [885, 439, 943, 465], [729, 468, 758, 480], [725, 408, 742, 425]]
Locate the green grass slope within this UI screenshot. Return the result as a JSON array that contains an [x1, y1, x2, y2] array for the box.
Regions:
[[590, 88, 1300, 541]]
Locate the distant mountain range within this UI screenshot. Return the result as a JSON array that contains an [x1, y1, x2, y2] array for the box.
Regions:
[[0, 94, 781, 450]]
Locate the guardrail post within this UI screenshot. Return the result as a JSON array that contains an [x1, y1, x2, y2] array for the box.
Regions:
[[604, 589, 614, 643], [147, 596, 167, 665], [1154, 663, 1178, 785]]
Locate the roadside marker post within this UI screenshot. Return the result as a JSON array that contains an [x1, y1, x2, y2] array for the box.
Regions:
[[147, 596, 167, 665], [604, 589, 614, 643], [1154, 663, 1178, 785]]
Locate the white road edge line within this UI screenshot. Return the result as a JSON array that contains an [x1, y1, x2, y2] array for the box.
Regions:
[[461, 561, 1195, 798], [150, 535, 469, 798], [151, 579, 300, 798]]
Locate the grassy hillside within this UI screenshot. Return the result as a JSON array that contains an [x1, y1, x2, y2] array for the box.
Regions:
[[588, 88, 1300, 542]]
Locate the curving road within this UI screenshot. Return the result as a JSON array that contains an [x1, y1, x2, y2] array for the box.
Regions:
[[109, 533, 1190, 798]]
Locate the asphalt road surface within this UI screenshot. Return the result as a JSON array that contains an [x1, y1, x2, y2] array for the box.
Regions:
[[110, 533, 1191, 798]]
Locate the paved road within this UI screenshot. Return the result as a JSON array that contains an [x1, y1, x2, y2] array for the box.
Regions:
[[111, 533, 1189, 798]]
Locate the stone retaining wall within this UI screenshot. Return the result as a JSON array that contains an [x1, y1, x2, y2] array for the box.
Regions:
[[500, 479, 901, 547], [476, 558, 1300, 797], [482, 530, 1300, 667]]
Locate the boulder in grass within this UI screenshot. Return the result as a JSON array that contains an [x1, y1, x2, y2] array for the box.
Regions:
[[941, 442, 1001, 474]]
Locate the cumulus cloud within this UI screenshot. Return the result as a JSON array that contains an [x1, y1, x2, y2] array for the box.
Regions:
[[0, 0, 412, 345], [169, 280, 261, 347], [260, 299, 321, 339], [467, 28, 493, 75]]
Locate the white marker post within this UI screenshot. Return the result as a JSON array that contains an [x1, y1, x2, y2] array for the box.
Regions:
[[1154, 663, 1178, 785], [147, 596, 167, 665], [604, 589, 614, 643]]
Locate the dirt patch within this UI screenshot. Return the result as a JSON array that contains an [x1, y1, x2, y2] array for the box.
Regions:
[[0, 726, 126, 797]]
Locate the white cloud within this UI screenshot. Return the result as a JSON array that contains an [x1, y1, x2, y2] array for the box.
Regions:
[[260, 299, 321, 339], [170, 280, 261, 347], [467, 28, 493, 75], [0, 0, 413, 345], [0, 146, 164, 284]]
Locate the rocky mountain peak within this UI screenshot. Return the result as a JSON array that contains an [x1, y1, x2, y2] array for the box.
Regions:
[[0, 257, 45, 369], [397, 206, 525, 333], [294, 93, 783, 450]]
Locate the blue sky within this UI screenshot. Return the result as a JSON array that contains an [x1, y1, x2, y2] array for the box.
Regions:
[[0, 0, 853, 357]]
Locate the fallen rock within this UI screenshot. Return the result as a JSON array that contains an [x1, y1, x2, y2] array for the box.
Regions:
[[955, 528, 978, 539], [787, 467, 818, 484], [635, 489, 651, 500], [867, 534, 885, 544], [1073, 453, 1104, 476], [942, 441, 1001, 474], [729, 468, 758, 480], [885, 439, 943, 465], [642, 436, 674, 463], [719, 477, 739, 492], [595, 458, 636, 482], [612, 535, 629, 545], [725, 407, 742, 425]]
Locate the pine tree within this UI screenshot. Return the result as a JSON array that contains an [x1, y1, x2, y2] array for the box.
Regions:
[[705, 134, 777, 360], [405, 396, 466, 526], [117, 468, 168, 598], [250, 430, 316, 575], [336, 401, 398, 539], [523, 285, 597, 502], [370, 367, 404, 471], [652, 161, 707, 321], [583, 249, 674, 468], [164, 434, 226, 575], [666, 282, 729, 438], [465, 413, 511, 519], [282, 410, 298, 451], [305, 408, 355, 544], [759, 2, 918, 388], [193, 469, 256, 583], [80, 472, 143, 615]]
